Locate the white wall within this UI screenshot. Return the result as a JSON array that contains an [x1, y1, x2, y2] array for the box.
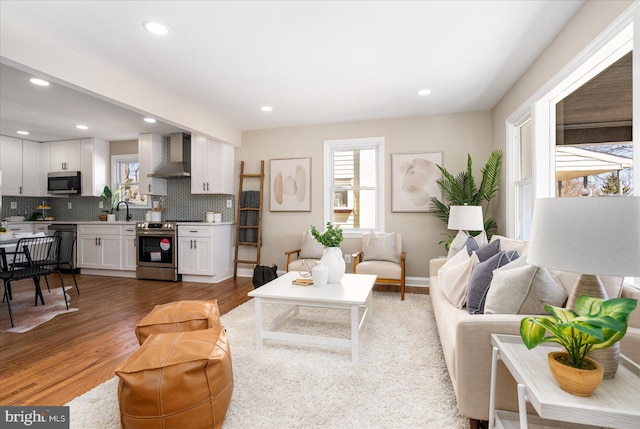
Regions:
[[491, 0, 634, 233], [238, 111, 492, 279]]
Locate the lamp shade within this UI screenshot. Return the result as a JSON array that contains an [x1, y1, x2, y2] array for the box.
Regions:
[[447, 205, 484, 231], [527, 197, 640, 277]]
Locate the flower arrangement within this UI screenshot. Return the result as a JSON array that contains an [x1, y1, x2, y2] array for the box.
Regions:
[[310, 222, 344, 248]]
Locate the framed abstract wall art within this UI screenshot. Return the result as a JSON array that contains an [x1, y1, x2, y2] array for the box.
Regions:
[[270, 157, 311, 211], [391, 152, 442, 212]]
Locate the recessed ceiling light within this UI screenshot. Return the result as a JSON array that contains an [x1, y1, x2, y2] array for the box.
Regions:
[[30, 78, 50, 86], [417, 89, 432, 96], [76, 124, 89, 130], [261, 106, 273, 112], [17, 130, 29, 135], [144, 117, 157, 123], [143, 21, 169, 36]]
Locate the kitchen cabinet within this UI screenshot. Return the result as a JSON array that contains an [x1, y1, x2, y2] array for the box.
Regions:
[[190, 133, 235, 194], [178, 225, 213, 276], [42, 138, 108, 196], [78, 224, 122, 270], [177, 223, 233, 283], [122, 225, 137, 271], [0, 135, 44, 196], [80, 138, 109, 196], [139, 133, 167, 196], [50, 139, 82, 172], [6, 222, 33, 234]]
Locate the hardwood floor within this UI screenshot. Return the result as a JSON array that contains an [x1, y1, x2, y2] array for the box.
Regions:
[[0, 273, 421, 406], [0, 273, 255, 406]]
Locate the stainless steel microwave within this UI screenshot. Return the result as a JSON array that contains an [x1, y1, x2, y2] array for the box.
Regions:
[[47, 171, 81, 194]]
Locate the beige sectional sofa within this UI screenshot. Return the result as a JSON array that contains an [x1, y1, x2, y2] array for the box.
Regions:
[[429, 256, 640, 423]]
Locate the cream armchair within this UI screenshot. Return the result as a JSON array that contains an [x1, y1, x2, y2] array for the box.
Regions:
[[284, 230, 324, 272], [353, 232, 406, 300]]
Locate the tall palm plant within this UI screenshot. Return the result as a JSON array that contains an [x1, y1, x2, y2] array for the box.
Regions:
[[430, 150, 502, 243]]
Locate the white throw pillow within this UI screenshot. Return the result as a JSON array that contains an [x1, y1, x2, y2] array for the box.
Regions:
[[490, 234, 528, 257], [363, 231, 400, 263], [299, 229, 325, 259], [447, 230, 469, 258], [485, 257, 567, 315], [438, 247, 479, 309]]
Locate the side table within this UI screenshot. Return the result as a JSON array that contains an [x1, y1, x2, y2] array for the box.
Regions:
[[489, 334, 640, 429]]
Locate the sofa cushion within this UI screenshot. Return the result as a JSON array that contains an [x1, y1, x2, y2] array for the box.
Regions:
[[299, 229, 325, 259], [475, 239, 500, 262], [467, 250, 519, 314], [363, 231, 400, 263], [448, 230, 469, 258], [438, 247, 479, 308], [484, 257, 567, 315], [490, 234, 528, 256]]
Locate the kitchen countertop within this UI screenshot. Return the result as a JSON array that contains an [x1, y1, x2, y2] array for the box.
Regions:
[[4, 220, 235, 225]]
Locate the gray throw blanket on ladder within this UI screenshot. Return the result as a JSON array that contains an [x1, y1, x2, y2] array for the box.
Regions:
[[239, 191, 260, 243]]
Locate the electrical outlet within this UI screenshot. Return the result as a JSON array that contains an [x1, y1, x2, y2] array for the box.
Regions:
[[68, 202, 72, 209], [344, 254, 352, 264], [153, 200, 159, 208], [226, 199, 232, 208], [10, 201, 17, 209], [98, 201, 104, 209]]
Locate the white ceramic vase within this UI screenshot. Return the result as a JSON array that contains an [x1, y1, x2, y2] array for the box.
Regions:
[[311, 261, 328, 287], [320, 247, 345, 283], [106, 214, 116, 222]]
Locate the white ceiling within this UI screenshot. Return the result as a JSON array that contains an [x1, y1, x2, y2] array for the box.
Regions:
[[0, 0, 585, 143]]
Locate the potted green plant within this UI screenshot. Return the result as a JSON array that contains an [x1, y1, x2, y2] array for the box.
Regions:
[[311, 222, 344, 247], [430, 150, 502, 249], [520, 295, 637, 396], [100, 185, 123, 221], [310, 222, 345, 283]]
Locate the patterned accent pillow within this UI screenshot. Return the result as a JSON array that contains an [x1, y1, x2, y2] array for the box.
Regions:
[[299, 229, 325, 259], [467, 250, 519, 314], [363, 231, 400, 263]]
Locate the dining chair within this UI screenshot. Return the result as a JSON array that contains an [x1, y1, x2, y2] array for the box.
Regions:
[[1, 236, 66, 327], [52, 230, 79, 294]]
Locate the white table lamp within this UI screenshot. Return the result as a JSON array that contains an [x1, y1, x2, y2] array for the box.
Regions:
[[527, 196, 640, 378], [448, 205, 484, 233]]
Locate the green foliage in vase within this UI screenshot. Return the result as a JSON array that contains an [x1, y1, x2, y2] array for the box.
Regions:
[[311, 222, 344, 248], [430, 150, 502, 246], [100, 186, 123, 214], [520, 296, 637, 369]]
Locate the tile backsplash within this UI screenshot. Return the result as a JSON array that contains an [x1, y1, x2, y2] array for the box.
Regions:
[[1, 178, 235, 222]]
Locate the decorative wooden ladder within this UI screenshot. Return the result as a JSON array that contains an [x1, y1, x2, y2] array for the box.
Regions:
[[233, 160, 265, 278]]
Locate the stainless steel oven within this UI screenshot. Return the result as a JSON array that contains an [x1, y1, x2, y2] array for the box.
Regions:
[[136, 221, 179, 281]]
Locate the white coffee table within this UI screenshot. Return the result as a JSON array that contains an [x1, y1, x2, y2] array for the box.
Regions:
[[247, 271, 376, 363]]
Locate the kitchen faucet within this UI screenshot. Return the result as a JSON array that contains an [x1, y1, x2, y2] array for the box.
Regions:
[[116, 201, 132, 221]]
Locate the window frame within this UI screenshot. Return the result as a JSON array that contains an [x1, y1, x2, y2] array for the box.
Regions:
[[323, 137, 385, 238], [110, 154, 150, 209]]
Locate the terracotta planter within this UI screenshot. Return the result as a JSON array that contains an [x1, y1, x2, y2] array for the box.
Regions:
[[98, 215, 108, 221], [547, 352, 603, 396]]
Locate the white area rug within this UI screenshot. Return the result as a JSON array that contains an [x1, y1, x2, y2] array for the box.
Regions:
[[66, 292, 469, 428], [1, 284, 77, 333]]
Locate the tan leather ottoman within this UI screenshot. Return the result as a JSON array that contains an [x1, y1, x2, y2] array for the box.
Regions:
[[115, 327, 233, 429], [135, 300, 221, 344]]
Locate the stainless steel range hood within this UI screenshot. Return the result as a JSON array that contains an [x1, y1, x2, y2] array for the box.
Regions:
[[149, 132, 191, 177]]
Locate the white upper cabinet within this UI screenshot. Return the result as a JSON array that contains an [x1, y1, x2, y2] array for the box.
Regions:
[[50, 139, 82, 172], [139, 133, 167, 196], [0, 135, 44, 196], [81, 138, 109, 196], [191, 132, 235, 194]]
